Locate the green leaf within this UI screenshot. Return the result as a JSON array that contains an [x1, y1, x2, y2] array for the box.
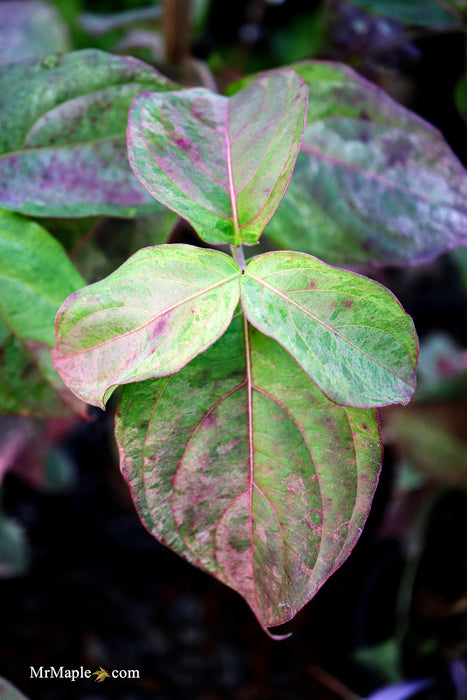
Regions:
[[0, 211, 86, 416], [455, 69, 467, 126], [53, 244, 241, 409], [257, 61, 467, 266], [0, 1, 71, 65], [0, 49, 179, 217], [116, 314, 381, 629], [384, 400, 467, 487], [241, 251, 418, 408], [127, 69, 308, 246]]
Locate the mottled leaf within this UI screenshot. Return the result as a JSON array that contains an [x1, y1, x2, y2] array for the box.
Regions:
[[53, 244, 241, 408], [348, 0, 460, 28], [127, 69, 308, 246], [116, 314, 381, 629], [0, 1, 70, 65], [0, 49, 178, 217], [241, 251, 418, 408], [0, 211, 86, 416], [257, 61, 467, 266]]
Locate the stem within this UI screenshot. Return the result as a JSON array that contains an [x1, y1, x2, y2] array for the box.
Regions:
[[163, 0, 192, 65], [230, 244, 246, 270]]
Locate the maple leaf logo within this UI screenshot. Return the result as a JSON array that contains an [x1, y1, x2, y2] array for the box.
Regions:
[[92, 666, 109, 682]]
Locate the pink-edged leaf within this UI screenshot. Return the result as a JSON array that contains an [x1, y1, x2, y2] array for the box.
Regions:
[[0, 50, 179, 217], [116, 313, 382, 630], [0, 210, 87, 417], [232, 61, 467, 266], [53, 244, 241, 409], [241, 251, 418, 408], [127, 69, 308, 246]]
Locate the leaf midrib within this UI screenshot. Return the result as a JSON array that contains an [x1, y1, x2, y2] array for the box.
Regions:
[[246, 272, 413, 388], [58, 271, 241, 359], [224, 99, 241, 245]]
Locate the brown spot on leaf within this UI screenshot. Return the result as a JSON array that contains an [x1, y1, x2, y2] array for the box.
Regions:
[[343, 300, 353, 307]]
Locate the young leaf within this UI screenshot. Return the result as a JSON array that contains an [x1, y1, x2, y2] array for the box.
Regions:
[[0, 211, 86, 417], [116, 314, 381, 629], [253, 61, 467, 266], [127, 69, 308, 246], [0, 1, 70, 66], [53, 245, 241, 409], [0, 49, 178, 217], [241, 251, 418, 408]]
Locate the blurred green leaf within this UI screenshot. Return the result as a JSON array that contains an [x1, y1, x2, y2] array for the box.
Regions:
[[0, 511, 28, 578], [354, 637, 403, 685], [259, 60, 467, 266], [0, 50, 179, 217], [347, 0, 461, 28], [0, 1, 70, 66], [0, 211, 86, 416], [79, 4, 162, 36]]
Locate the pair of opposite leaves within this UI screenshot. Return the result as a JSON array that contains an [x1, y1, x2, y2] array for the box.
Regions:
[[54, 69, 417, 410], [53, 69, 418, 630]]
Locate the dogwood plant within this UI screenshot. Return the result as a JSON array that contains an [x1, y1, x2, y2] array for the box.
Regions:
[[3, 49, 467, 635], [50, 64, 418, 634]]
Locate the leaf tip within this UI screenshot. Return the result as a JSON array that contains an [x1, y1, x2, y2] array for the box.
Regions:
[[263, 625, 293, 641]]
